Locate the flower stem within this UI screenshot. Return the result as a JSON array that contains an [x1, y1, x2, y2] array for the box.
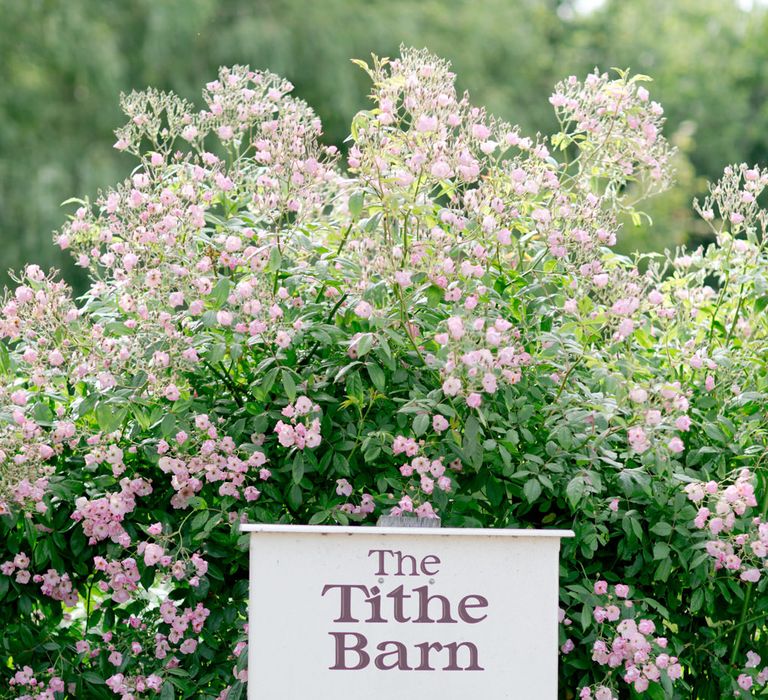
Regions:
[[729, 465, 768, 665]]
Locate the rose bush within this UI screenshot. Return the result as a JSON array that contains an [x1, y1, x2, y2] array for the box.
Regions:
[[1, 47, 767, 699]]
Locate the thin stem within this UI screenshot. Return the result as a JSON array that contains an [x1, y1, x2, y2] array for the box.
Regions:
[[394, 286, 465, 429], [707, 241, 734, 347], [296, 293, 349, 369], [553, 357, 584, 403], [336, 224, 353, 256], [346, 395, 376, 465], [202, 360, 245, 407], [84, 582, 93, 637], [729, 463, 768, 665], [725, 280, 746, 344]]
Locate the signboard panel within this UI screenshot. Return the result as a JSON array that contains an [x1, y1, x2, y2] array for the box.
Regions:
[[241, 524, 573, 699]]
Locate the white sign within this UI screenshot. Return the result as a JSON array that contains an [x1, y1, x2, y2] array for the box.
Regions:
[[241, 524, 573, 699]]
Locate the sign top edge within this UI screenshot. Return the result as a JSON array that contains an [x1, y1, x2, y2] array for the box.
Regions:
[[239, 523, 575, 537]]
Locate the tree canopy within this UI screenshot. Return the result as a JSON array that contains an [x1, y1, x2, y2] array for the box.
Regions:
[[1, 0, 766, 289]]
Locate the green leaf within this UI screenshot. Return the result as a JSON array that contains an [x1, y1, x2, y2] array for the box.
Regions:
[[83, 672, 105, 685], [689, 587, 704, 613], [654, 557, 673, 582], [702, 422, 725, 443], [292, 453, 305, 484], [523, 479, 542, 503], [650, 522, 672, 537], [206, 342, 227, 365], [251, 366, 279, 401], [463, 415, 481, 464], [366, 363, 386, 393], [210, 277, 230, 306], [266, 245, 282, 273], [579, 603, 592, 631], [348, 191, 365, 220], [282, 369, 297, 402], [333, 452, 350, 476], [0, 341, 11, 374], [413, 413, 429, 437], [96, 402, 128, 433], [190, 510, 209, 532], [160, 681, 175, 700], [566, 476, 586, 508], [517, 404, 535, 423], [140, 563, 156, 589], [485, 476, 504, 506], [355, 333, 373, 357], [287, 483, 303, 510], [227, 681, 245, 700], [309, 510, 330, 525], [32, 402, 54, 424], [160, 413, 176, 438]]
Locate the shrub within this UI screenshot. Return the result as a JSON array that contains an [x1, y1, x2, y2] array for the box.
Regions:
[[0, 48, 766, 699]]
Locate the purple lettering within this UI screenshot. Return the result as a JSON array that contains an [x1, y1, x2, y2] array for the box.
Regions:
[[414, 641, 443, 670], [374, 641, 412, 670], [386, 585, 412, 622], [367, 549, 393, 576], [328, 632, 369, 670], [443, 641, 484, 671], [458, 594, 488, 623], [321, 584, 369, 622], [395, 551, 418, 576], [412, 585, 457, 623], [420, 554, 441, 576], [364, 586, 386, 623]]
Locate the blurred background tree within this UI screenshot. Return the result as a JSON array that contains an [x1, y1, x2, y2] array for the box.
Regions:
[[1, 0, 765, 290]]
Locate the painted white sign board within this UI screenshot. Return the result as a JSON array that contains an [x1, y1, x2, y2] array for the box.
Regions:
[[241, 524, 573, 699]]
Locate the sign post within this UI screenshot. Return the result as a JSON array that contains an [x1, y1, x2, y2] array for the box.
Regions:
[[240, 523, 573, 699]]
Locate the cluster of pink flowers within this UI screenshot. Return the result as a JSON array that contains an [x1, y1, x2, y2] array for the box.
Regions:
[[76, 621, 166, 698], [105, 672, 163, 698], [386, 435, 462, 518], [695, 163, 768, 244], [685, 469, 765, 581], [115, 65, 340, 224], [1, 551, 31, 583], [549, 71, 672, 194], [71, 477, 153, 546], [8, 665, 66, 700], [624, 380, 695, 456], [1, 552, 78, 606], [94, 556, 141, 603], [33, 569, 79, 606], [397, 454, 453, 495], [274, 396, 322, 450], [349, 48, 521, 197], [434, 312, 530, 408], [336, 479, 375, 517], [157, 417, 269, 508], [2, 477, 50, 516], [12, 66, 346, 463], [591, 617, 681, 691], [578, 686, 617, 700], [157, 599, 210, 652], [576, 581, 682, 697], [98, 602, 211, 698], [0, 266, 81, 511], [736, 650, 768, 692]]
